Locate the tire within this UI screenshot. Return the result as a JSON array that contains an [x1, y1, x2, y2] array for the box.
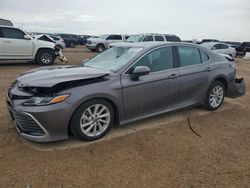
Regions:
[[36, 49, 55, 66], [205, 81, 225, 111], [96, 44, 105, 53], [69, 42, 75, 48], [90, 49, 96, 52], [70, 99, 115, 141]]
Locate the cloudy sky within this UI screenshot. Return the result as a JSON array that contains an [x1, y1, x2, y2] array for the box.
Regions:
[[0, 0, 249, 41]]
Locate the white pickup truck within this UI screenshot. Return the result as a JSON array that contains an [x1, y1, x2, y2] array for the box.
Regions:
[[0, 26, 66, 65]]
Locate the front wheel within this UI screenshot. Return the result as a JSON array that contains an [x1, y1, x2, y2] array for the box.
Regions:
[[36, 49, 55, 66], [205, 81, 225, 111], [70, 99, 114, 141], [96, 44, 105, 53]]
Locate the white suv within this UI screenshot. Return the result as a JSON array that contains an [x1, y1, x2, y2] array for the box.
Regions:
[[86, 34, 127, 52], [0, 26, 61, 65]]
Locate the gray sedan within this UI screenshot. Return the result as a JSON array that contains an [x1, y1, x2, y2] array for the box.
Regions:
[[6, 42, 245, 142]]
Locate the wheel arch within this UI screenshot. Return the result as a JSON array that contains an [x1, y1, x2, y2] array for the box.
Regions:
[[68, 96, 121, 135], [35, 47, 55, 60], [212, 75, 229, 91]]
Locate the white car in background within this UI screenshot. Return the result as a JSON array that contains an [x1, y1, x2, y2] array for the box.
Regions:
[[201, 42, 236, 58], [50, 35, 66, 49], [86, 34, 127, 52], [0, 26, 66, 65]]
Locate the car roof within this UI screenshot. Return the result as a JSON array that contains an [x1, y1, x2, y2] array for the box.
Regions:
[[201, 42, 230, 48], [110, 41, 200, 50], [0, 25, 17, 29]]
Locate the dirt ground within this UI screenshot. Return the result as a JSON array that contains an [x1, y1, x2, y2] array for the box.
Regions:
[[0, 46, 250, 188]]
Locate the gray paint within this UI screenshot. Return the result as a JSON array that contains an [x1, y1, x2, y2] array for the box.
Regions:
[[6, 42, 244, 142]]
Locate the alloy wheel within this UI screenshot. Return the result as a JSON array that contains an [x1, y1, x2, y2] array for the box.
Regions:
[[209, 85, 224, 108], [41, 53, 52, 64], [80, 104, 111, 137]]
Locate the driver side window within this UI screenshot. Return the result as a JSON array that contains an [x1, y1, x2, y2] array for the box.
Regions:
[[130, 47, 174, 73], [1, 28, 25, 39]]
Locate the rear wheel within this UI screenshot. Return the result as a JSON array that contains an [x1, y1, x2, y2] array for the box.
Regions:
[[36, 49, 55, 66], [70, 99, 114, 141], [205, 81, 225, 111], [69, 42, 75, 48]]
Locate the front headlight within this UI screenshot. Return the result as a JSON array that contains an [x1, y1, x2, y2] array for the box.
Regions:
[[23, 94, 70, 106]]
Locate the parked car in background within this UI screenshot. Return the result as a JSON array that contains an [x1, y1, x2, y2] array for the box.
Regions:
[[6, 42, 245, 142], [201, 42, 236, 57], [0, 18, 13, 26], [126, 34, 181, 43], [236, 42, 250, 56], [86, 34, 126, 52], [76, 35, 91, 45], [0, 26, 65, 65], [57, 34, 78, 48], [223, 41, 241, 49], [50, 35, 66, 49]]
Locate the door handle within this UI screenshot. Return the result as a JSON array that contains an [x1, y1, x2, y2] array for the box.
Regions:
[[205, 67, 213, 72], [4, 41, 11, 44], [168, 74, 179, 79]]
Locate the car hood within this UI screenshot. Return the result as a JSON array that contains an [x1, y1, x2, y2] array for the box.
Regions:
[[17, 65, 111, 88]]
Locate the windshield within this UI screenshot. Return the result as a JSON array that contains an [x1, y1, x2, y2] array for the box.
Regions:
[[83, 47, 143, 72], [127, 35, 144, 42], [99, 34, 109, 39]]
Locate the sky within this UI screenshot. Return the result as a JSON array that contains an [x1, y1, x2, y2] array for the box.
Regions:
[[0, 0, 249, 41]]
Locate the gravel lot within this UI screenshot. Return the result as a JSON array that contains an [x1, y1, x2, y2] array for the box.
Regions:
[[0, 46, 249, 187]]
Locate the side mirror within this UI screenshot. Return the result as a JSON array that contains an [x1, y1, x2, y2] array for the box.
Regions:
[[81, 59, 89, 66], [131, 66, 150, 81], [24, 35, 31, 40], [211, 47, 216, 50]]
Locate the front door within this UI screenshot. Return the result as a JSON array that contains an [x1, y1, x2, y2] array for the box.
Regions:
[[121, 46, 180, 120], [1, 27, 33, 58]]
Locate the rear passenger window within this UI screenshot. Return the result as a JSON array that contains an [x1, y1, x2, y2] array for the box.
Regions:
[[113, 35, 122, 40], [142, 36, 153, 42], [220, 44, 229, 49], [200, 51, 209, 63], [178, 46, 201, 67], [155, 36, 164, 41], [165, 35, 181, 42]]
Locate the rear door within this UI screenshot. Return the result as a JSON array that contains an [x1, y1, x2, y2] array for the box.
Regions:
[[176, 46, 210, 105], [121, 46, 180, 120], [1, 27, 33, 58]]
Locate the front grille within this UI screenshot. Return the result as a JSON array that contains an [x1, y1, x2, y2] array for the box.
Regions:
[[12, 111, 45, 136], [87, 40, 92, 44]]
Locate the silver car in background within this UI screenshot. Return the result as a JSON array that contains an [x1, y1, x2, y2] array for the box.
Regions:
[[201, 42, 236, 57], [6, 42, 245, 142], [50, 35, 66, 49]]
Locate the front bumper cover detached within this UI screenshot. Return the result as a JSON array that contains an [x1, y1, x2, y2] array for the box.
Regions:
[[227, 78, 246, 98]]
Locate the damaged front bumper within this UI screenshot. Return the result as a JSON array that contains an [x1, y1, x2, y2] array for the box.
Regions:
[[55, 47, 67, 63], [227, 78, 246, 98]]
